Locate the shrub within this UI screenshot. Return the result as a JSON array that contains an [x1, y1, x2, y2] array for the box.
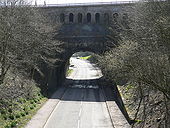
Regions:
[[30, 100, 34, 104], [1, 109, 6, 114], [4, 124, 11, 128], [30, 106, 34, 110], [34, 99, 37, 103], [20, 112, 26, 117], [15, 113, 21, 118], [8, 109, 12, 113], [33, 104, 36, 108], [3, 115, 8, 120], [8, 115, 15, 120], [25, 111, 29, 115], [10, 121, 18, 127]]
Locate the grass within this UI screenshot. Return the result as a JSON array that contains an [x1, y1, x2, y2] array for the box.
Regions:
[[80, 55, 92, 60], [0, 96, 47, 128], [66, 69, 73, 77]]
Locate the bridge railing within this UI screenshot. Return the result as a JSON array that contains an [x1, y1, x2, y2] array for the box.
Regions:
[[35, 1, 139, 7]]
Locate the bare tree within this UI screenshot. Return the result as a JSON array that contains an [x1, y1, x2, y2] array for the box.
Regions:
[[96, 0, 170, 127], [0, 0, 62, 84]]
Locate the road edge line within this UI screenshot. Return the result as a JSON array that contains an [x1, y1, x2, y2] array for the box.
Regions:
[[101, 88, 115, 128], [42, 87, 68, 128]]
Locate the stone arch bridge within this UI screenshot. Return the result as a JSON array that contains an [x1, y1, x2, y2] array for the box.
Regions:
[[36, 2, 132, 94]]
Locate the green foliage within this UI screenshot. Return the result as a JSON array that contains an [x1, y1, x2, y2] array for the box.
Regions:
[[0, 91, 47, 127], [2, 115, 8, 120], [66, 69, 73, 77], [33, 104, 36, 108], [20, 112, 26, 117], [30, 100, 34, 104], [1, 109, 6, 115], [10, 121, 18, 127], [135, 119, 143, 123], [8, 109, 12, 113], [80, 55, 92, 60], [30, 106, 34, 110], [15, 113, 21, 119], [8, 115, 15, 120], [4, 124, 11, 128], [25, 111, 29, 115]]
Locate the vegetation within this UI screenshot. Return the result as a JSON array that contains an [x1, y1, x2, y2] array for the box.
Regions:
[[0, 0, 62, 127], [80, 55, 92, 60], [0, 0, 169, 128], [0, 81, 47, 128], [72, 51, 92, 58], [95, 0, 170, 127], [66, 69, 73, 77]]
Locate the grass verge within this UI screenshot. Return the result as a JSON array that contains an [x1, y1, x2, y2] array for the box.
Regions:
[[80, 55, 92, 60], [0, 95, 47, 128], [66, 69, 73, 77]]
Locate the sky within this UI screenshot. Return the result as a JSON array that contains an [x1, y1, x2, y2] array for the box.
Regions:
[[27, 0, 139, 5]]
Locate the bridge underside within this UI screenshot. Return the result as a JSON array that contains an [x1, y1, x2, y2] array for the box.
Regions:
[[57, 24, 108, 38], [55, 23, 109, 58]]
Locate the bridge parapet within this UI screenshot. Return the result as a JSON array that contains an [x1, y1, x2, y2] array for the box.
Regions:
[[41, 3, 131, 25]]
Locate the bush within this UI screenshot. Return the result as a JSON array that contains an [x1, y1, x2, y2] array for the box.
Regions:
[[10, 121, 18, 127], [4, 124, 11, 128], [33, 104, 36, 108], [30, 106, 34, 110], [8, 109, 12, 113], [30, 100, 34, 104], [8, 115, 15, 120], [25, 111, 29, 115], [1, 109, 6, 114], [15, 113, 21, 118], [20, 112, 26, 117], [3, 115, 8, 120], [34, 99, 37, 103]]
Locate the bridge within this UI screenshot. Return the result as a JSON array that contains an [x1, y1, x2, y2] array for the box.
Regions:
[[35, 2, 133, 94], [27, 2, 134, 128], [42, 2, 131, 54]]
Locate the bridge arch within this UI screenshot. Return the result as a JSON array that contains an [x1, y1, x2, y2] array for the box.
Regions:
[[95, 13, 100, 23], [104, 13, 109, 24], [69, 13, 74, 23], [78, 13, 83, 23], [87, 13, 91, 23]]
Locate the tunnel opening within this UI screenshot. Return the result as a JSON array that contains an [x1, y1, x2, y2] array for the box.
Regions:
[[46, 50, 131, 126], [65, 51, 102, 89]]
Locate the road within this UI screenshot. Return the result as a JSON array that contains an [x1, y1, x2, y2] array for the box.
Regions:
[[44, 57, 114, 128]]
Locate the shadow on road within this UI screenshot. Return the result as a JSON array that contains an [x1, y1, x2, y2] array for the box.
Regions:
[[49, 77, 131, 124], [50, 78, 116, 103]]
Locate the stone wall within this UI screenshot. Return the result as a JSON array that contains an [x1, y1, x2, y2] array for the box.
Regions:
[[41, 3, 131, 24], [37, 3, 132, 94]]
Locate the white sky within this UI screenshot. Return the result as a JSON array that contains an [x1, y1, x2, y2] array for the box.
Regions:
[[27, 0, 139, 5]]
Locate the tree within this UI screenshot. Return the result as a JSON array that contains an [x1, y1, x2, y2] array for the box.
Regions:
[[0, 0, 62, 84], [96, 0, 170, 127]]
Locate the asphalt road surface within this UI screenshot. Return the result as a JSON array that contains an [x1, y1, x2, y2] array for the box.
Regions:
[[44, 57, 114, 128]]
